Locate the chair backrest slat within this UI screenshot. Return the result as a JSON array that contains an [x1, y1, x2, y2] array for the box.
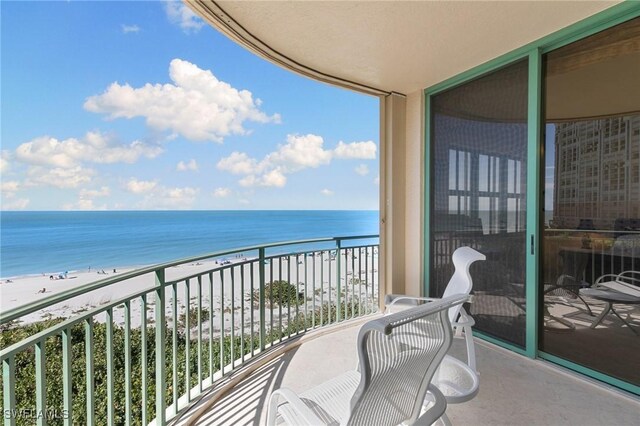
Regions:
[[347, 295, 467, 426]]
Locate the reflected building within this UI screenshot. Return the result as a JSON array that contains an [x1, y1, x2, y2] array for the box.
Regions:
[[552, 115, 640, 230]]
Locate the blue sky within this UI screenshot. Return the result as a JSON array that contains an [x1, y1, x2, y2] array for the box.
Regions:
[[1, 1, 379, 211]]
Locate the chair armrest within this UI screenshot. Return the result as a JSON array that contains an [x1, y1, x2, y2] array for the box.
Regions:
[[452, 317, 475, 327], [452, 306, 475, 328], [386, 295, 438, 306], [385, 295, 438, 313], [418, 384, 448, 426], [595, 274, 619, 286], [453, 307, 477, 373], [268, 388, 324, 426], [617, 271, 640, 285]]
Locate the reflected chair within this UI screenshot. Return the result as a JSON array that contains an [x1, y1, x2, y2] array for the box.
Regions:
[[267, 295, 469, 426], [544, 249, 594, 316], [580, 271, 640, 335]]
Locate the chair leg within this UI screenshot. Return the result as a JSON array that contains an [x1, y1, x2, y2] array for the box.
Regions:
[[544, 285, 594, 316], [610, 305, 639, 336], [590, 302, 612, 329], [440, 412, 452, 426], [576, 293, 594, 316], [566, 288, 594, 316]]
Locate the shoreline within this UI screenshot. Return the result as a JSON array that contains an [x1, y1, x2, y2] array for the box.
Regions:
[[0, 264, 151, 282], [0, 251, 379, 331]]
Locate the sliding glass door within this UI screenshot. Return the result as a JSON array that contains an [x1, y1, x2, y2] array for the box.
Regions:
[[427, 9, 640, 392], [429, 60, 529, 348], [540, 17, 640, 386]]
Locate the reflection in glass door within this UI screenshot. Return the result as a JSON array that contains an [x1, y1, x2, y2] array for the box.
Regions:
[[541, 17, 640, 387]]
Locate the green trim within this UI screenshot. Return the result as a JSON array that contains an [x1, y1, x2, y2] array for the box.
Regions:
[[154, 269, 166, 426], [3, 356, 16, 426], [423, 94, 433, 297], [540, 3, 640, 53], [525, 48, 542, 358], [425, 2, 640, 96], [473, 331, 528, 357], [539, 352, 640, 396]]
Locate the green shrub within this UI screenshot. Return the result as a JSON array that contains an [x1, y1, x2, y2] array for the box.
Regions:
[[253, 280, 303, 307]]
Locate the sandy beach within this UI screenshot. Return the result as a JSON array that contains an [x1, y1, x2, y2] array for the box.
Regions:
[[1, 250, 379, 337]]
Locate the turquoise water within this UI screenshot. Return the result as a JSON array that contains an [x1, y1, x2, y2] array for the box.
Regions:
[[0, 211, 379, 278]]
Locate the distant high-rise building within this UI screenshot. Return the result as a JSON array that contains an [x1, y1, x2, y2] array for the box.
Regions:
[[552, 115, 640, 229]]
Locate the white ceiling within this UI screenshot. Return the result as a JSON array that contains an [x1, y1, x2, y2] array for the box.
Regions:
[[188, 1, 622, 96]]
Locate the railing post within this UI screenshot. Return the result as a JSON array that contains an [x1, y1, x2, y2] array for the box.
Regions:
[[336, 239, 342, 323], [155, 268, 166, 425], [62, 327, 72, 426], [3, 356, 16, 426], [259, 248, 266, 350], [85, 319, 94, 426], [106, 309, 114, 426], [35, 340, 46, 426]]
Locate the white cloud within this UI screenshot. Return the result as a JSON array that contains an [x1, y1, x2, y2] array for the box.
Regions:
[[137, 185, 199, 209], [125, 179, 157, 194], [164, 1, 204, 34], [63, 199, 107, 211], [374, 175, 380, 185], [238, 198, 250, 205], [14, 131, 163, 168], [320, 189, 334, 196], [238, 168, 286, 188], [121, 24, 140, 34], [212, 187, 231, 198], [1, 181, 20, 194], [176, 159, 198, 172], [217, 134, 377, 188], [0, 154, 9, 173], [217, 152, 259, 175], [26, 166, 95, 189], [124, 177, 199, 209], [355, 164, 369, 176], [265, 134, 332, 172], [79, 186, 110, 198], [2, 198, 29, 210], [333, 140, 377, 160], [84, 59, 280, 142], [166, 186, 197, 200]]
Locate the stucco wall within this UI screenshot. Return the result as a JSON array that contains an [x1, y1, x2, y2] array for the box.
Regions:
[[404, 90, 425, 297]]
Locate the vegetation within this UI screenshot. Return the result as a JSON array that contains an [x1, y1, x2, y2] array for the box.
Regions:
[[178, 307, 210, 329], [252, 280, 304, 307], [0, 297, 376, 425]]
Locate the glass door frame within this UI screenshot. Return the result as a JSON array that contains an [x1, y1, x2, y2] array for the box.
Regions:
[[423, 2, 640, 394]]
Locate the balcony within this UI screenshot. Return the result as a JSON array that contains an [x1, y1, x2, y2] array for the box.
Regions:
[[177, 321, 640, 426], [3, 235, 639, 425]]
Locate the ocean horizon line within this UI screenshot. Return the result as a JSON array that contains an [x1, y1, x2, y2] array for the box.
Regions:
[[1, 208, 380, 213], [1, 210, 380, 278]]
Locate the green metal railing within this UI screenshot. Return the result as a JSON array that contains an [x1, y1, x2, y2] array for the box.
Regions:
[[0, 235, 379, 426]]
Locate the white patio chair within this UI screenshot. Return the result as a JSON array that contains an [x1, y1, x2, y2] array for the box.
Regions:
[[385, 247, 486, 421], [267, 295, 469, 426]]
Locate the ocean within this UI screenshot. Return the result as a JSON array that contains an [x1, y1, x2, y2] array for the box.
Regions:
[[0, 210, 379, 278]]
